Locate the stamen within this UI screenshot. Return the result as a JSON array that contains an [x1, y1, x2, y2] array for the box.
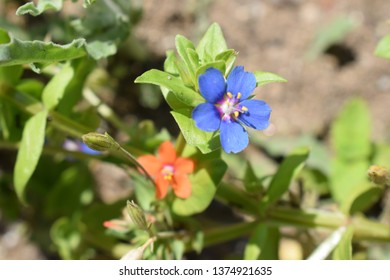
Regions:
[[237, 92, 241, 99], [234, 111, 239, 118], [227, 92, 233, 99], [241, 106, 248, 111]]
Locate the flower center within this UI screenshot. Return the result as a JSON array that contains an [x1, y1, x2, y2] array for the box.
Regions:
[[217, 92, 248, 121], [161, 164, 175, 181]]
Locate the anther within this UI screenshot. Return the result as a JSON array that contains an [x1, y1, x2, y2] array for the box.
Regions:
[[234, 111, 239, 118], [241, 106, 248, 111], [237, 92, 241, 99], [227, 92, 233, 99]]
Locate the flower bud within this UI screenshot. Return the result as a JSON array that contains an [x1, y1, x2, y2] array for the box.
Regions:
[[82, 132, 118, 152], [368, 165, 390, 186], [126, 200, 149, 232]]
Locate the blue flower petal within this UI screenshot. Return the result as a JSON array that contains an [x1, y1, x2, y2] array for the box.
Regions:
[[192, 103, 221, 132], [226, 66, 256, 100], [238, 100, 271, 130], [220, 120, 248, 153], [198, 68, 226, 103]]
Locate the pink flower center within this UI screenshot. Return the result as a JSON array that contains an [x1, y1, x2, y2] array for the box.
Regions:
[[161, 164, 175, 181], [217, 92, 248, 121]]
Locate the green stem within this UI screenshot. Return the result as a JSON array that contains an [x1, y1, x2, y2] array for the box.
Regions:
[[175, 132, 186, 156], [216, 182, 390, 243], [82, 88, 129, 132], [0, 140, 103, 161], [202, 221, 257, 247]]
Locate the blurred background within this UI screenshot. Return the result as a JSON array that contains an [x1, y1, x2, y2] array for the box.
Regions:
[[1, 0, 390, 259]]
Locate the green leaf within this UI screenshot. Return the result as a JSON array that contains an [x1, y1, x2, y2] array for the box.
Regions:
[[171, 108, 220, 154], [330, 159, 369, 206], [196, 60, 226, 80], [244, 161, 263, 193], [331, 98, 371, 161], [135, 69, 204, 107], [215, 49, 237, 75], [175, 35, 197, 81], [16, 0, 63, 16], [42, 64, 74, 111], [333, 226, 354, 260], [0, 65, 23, 86], [172, 158, 227, 216], [254, 71, 287, 86], [14, 110, 48, 203], [164, 50, 179, 75], [375, 34, 390, 58], [260, 147, 309, 211], [349, 186, 383, 215], [0, 32, 87, 68], [85, 40, 117, 60], [171, 239, 185, 260], [244, 224, 279, 260], [196, 23, 227, 63]]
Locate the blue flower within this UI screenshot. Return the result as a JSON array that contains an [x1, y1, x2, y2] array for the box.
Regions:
[[192, 66, 271, 153]]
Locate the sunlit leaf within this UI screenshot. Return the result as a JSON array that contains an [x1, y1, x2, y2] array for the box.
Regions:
[[16, 0, 63, 16], [331, 98, 371, 161], [42, 64, 74, 111], [135, 69, 204, 107], [172, 158, 227, 216], [171, 108, 220, 154], [196, 23, 227, 63], [14, 110, 48, 203], [375, 34, 390, 59], [254, 71, 287, 86]]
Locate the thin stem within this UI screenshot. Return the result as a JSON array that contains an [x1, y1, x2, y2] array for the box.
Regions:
[[83, 88, 129, 132], [175, 132, 186, 156]]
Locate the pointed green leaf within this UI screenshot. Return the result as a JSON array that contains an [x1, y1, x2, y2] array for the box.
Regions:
[[172, 158, 227, 216], [254, 71, 287, 86], [85, 40, 117, 60], [331, 98, 371, 161], [135, 69, 204, 107], [330, 159, 370, 209], [14, 110, 48, 203], [375, 34, 390, 59], [244, 161, 263, 193], [348, 186, 383, 215], [196, 60, 226, 80], [175, 35, 197, 81], [171, 108, 220, 154], [244, 224, 279, 260], [42, 64, 74, 111], [196, 23, 227, 63], [260, 147, 309, 211], [333, 226, 354, 260], [0, 32, 87, 67], [215, 49, 237, 75], [16, 0, 63, 16], [164, 50, 179, 75]]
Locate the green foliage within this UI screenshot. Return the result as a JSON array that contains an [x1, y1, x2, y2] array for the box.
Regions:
[[375, 34, 390, 58], [172, 158, 227, 216], [16, 0, 64, 16], [333, 226, 354, 260], [14, 110, 47, 203], [260, 147, 309, 211], [244, 224, 279, 260]]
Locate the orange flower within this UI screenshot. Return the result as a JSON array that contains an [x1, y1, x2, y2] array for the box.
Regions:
[[137, 141, 195, 199]]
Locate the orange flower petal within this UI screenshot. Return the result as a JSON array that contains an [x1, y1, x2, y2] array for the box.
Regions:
[[172, 174, 192, 199], [158, 141, 176, 164], [138, 155, 162, 177], [175, 157, 195, 174], [155, 175, 170, 199]]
